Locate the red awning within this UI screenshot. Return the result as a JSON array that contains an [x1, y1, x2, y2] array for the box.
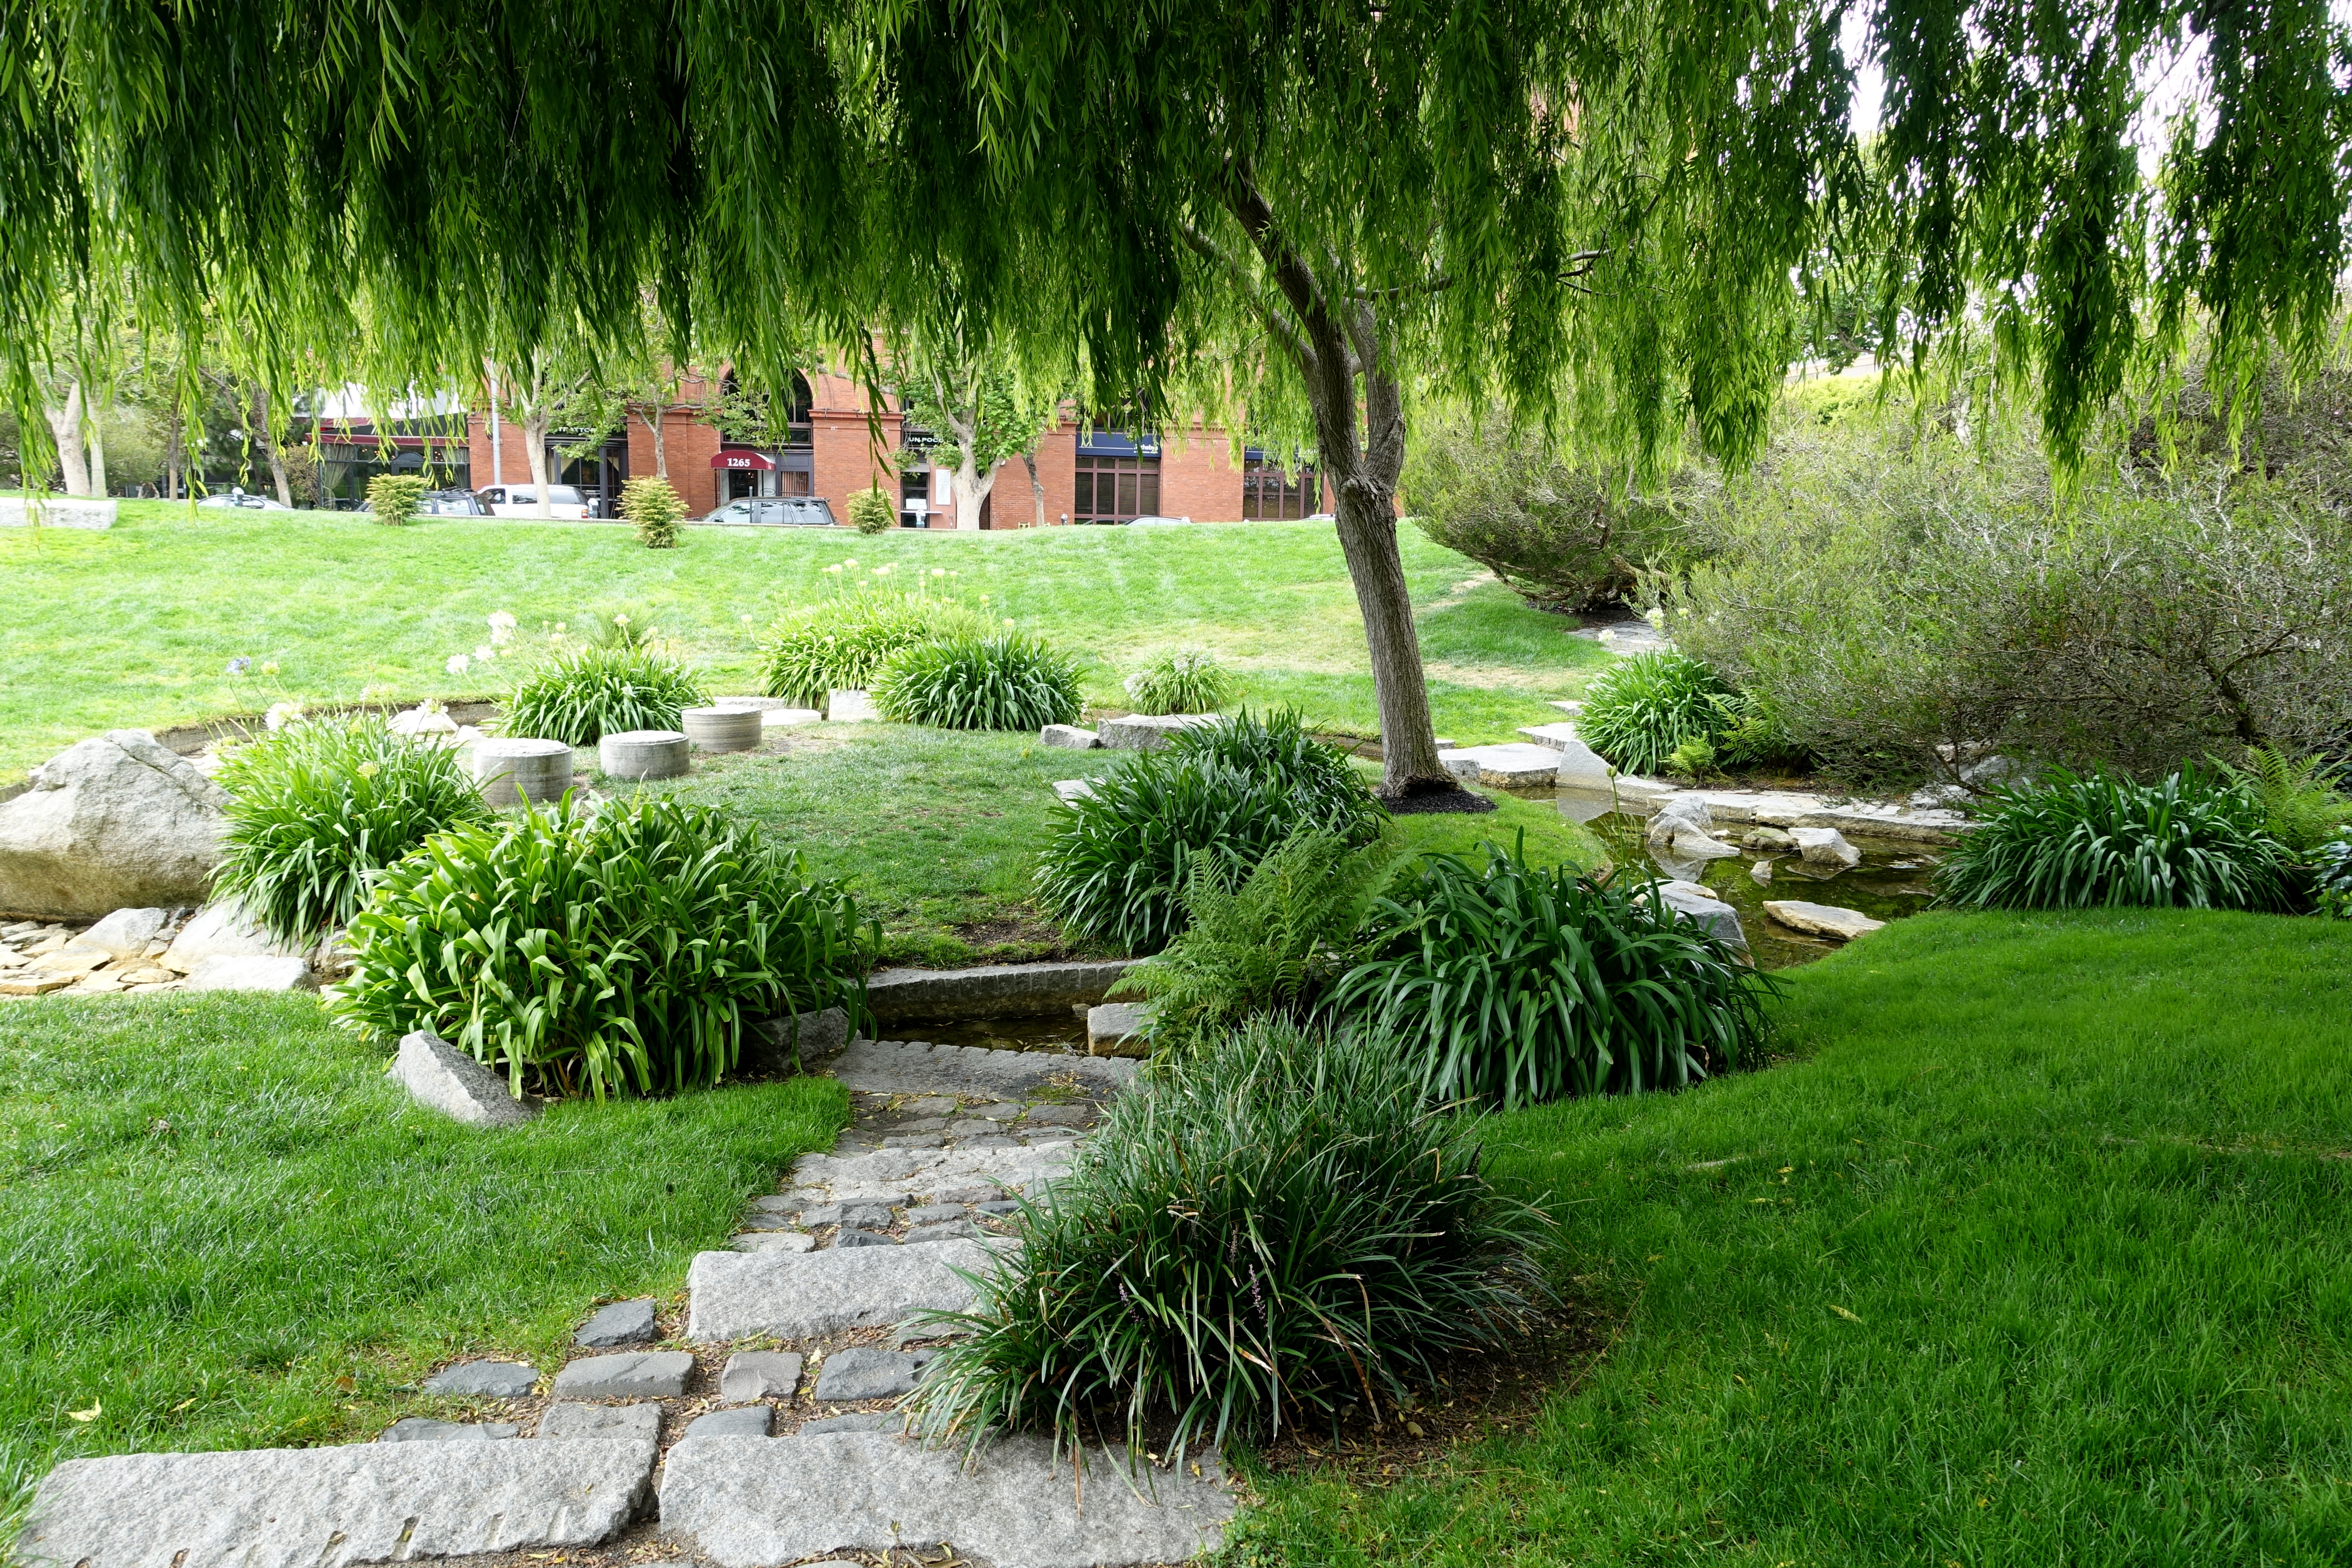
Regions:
[[714, 447, 776, 471]]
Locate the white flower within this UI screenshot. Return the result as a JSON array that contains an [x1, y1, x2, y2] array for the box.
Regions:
[[447, 654, 471, 675], [554, 621, 567, 633], [824, 564, 844, 576], [931, 568, 946, 577], [844, 557, 857, 567], [487, 610, 518, 645], [740, 613, 755, 625], [263, 700, 306, 732], [1003, 617, 1016, 627], [613, 613, 631, 626]]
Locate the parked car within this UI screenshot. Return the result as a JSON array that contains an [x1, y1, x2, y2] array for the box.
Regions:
[[1126, 514, 1191, 527], [414, 489, 487, 517], [193, 487, 289, 510], [475, 484, 589, 519], [696, 496, 839, 527]]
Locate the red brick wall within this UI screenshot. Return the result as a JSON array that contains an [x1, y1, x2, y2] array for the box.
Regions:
[[811, 410, 900, 529], [1158, 429, 1245, 523]]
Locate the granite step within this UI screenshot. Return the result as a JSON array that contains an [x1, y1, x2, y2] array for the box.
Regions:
[[686, 1236, 1007, 1341]]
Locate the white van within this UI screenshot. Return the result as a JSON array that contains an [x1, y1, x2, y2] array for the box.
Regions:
[[475, 484, 589, 519]]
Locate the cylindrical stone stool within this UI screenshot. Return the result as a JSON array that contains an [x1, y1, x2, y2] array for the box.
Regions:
[[598, 729, 691, 781], [682, 706, 763, 753], [474, 738, 574, 807], [711, 695, 791, 712]]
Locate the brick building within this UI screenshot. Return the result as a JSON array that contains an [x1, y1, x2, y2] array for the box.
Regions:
[[462, 366, 1330, 529]]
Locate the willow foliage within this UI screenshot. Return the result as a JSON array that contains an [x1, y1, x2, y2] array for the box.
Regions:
[[3, 2, 2345, 482]]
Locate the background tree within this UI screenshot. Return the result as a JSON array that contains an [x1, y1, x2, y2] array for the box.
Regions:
[[493, 346, 625, 518], [891, 325, 1064, 531], [7, 0, 2347, 797]]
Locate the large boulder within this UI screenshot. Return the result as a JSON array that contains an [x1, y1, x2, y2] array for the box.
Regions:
[[161, 898, 306, 973], [0, 732, 227, 918]]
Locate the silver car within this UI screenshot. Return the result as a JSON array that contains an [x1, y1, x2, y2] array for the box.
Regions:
[[698, 496, 838, 527]]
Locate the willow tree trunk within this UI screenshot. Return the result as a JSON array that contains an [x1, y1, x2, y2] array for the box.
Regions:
[[43, 383, 89, 495], [84, 405, 108, 496]]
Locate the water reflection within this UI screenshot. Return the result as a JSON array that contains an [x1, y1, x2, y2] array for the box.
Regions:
[[1557, 790, 1941, 970]]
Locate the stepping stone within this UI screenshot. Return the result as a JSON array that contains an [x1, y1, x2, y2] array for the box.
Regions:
[[1038, 723, 1099, 750], [182, 954, 313, 992], [974, 1199, 1025, 1216], [686, 1238, 1001, 1341], [790, 1143, 1075, 1208], [862, 962, 1137, 1029], [795, 1412, 900, 1435], [1513, 722, 1584, 750], [658, 1433, 1235, 1568], [1097, 712, 1225, 751], [1052, 778, 1098, 804], [901, 1094, 960, 1116], [1433, 742, 1568, 787], [1790, 826, 1862, 869], [970, 1101, 1027, 1121], [802, 1202, 894, 1230], [1087, 1001, 1149, 1057], [903, 1203, 968, 1225], [749, 1194, 796, 1212], [946, 1119, 1003, 1136], [575, 1297, 658, 1348], [735, 1211, 801, 1231], [929, 1184, 1001, 1204], [1022, 1104, 1095, 1128], [21, 1439, 656, 1566], [1646, 881, 1749, 954], [720, 1351, 803, 1403], [378, 1417, 518, 1442], [904, 1220, 984, 1245], [1763, 900, 1886, 941], [812, 1348, 918, 1402], [733, 1231, 815, 1253], [883, 1133, 946, 1148], [538, 1401, 664, 1441], [833, 1227, 896, 1249], [421, 1359, 538, 1397], [551, 1350, 695, 1400], [685, 1406, 772, 1438]]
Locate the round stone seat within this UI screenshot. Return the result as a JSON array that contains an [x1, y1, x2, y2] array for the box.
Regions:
[[682, 706, 763, 753], [598, 729, 691, 781], [473, 738, 574, 807]]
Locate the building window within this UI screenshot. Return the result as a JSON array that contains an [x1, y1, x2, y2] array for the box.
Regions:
[[1242, 453, 1318, 520], [1075, 451, 1160, 523]]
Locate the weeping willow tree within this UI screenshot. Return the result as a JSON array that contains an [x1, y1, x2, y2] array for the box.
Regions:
[[3, 1, 2346, 798]]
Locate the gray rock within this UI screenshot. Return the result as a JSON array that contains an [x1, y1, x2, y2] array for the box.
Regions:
[[825, 688, 880, 723], [685, 1406, 773, 1438], [832, 1227, 895, 1249], [890, 1116, 951, 1133], [882, 1133, 946, 1148], [656, 1433, 1234, 1568], [903, 1220, 984, 1245], [537, 1401, 663, 1441], [1743, 826, 1796, 852], [1649, 880, 1749, 954], [18, 1439, 655, 1567], [1021, 1103, 1095, 1127], [0, 496, 115, 529], [945, 1118, 1002, 1136], [685, 1237, 1000, 1341], [386, 1030, 536, 1127], [1431, 742, 1560, 787], [806, 1203, 893, 1231], [1096, 713, 1224, 751], [794, 1412, 900, 1435], [377, 1417, 519, 1442], [160, 898, 306, 973], [1513, 722, 1583, 750], [969, 1101, 1026, 1121], [975, 1199, 1025, 1216], [575, 1297, 658, 1348], [961, 1134, 1020, 1149], [1647, 794, 1715, 848], [749, 1194, 796, 1212], [551, 1350, 695, 1400], [77, 906, 169, 959], [735, 1210, 800, 1231], [1751, 859, 1774, 885], [1790, 826, 1862, 869], [902, 1094, 961, 1116], [0, 731, 228, 919], [1763, 900, 1886, 941], [864, 960, 1138, 1024], [732, 1231, 815, 1253], [903, 1203, 967, 1225], [182, 954, 314, 992], [826, 1034, 1138, 1095], [1051, 778, 1099, 804], [1087, 1001, 1150, 1057], [420, 1359, 538, 1397], [928, 1184, 1001, 1204], [1038, 724, 1100, 750], [812, 1348, 919, 1403], [750, 1004, 850, 1069], [720, 1351, 804, 1403], [1553, 735, 1616, 791]]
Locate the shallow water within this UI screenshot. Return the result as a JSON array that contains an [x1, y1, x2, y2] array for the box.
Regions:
[[1571, 804, 1942, 970], [913, 1011, 1090, 1054]]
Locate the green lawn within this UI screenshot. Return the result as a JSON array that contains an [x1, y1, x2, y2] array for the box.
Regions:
[[0, 994, 847, 1531], [0, 505, 1609, 781], [1234, 909, 2352, 1566], [656, 726, 1603, 965]]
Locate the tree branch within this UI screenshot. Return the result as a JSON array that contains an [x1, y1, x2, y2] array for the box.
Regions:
[[1178, 219, 1315, 373]]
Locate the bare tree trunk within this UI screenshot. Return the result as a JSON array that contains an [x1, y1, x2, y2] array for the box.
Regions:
[[639, 404, 668, 478], [84, 405, 109, 496], [523, 415, 553, 517], [43, 383, 90, 496], [950, 451, 993, 532], [1021, 450, 1047, 526]]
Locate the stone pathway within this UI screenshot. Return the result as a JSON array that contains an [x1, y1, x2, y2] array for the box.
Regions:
[[17, 1033, 1233, 1568]]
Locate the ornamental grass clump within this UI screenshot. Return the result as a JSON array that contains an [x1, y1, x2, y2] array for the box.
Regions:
[[1034, 709, 1386, 953], [214, 714, 493, 944], [332, 796, 871, 1098], [872, 630, 1083, 730], [1574, 649, 1740, 776], [1122, 647, 1236, 715], [364, 473, 429, 525], [502, 643, 705, 745], [904, 1018, 1549, 1466], [1935, 767, 2300, 913], [759, 587, 986, 707], [1335, 841, 1772, 1109]]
